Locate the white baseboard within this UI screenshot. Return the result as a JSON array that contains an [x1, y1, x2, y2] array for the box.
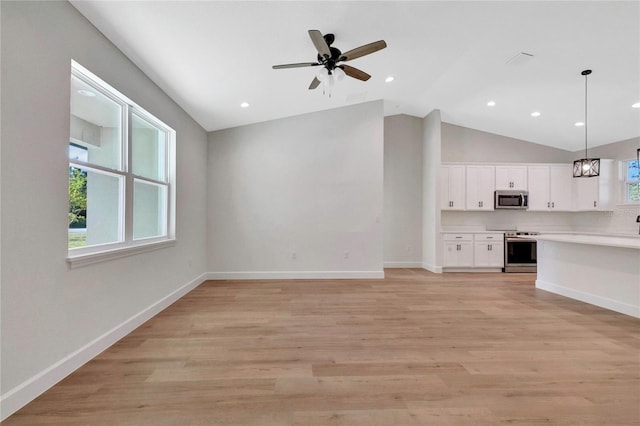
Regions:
[[383, 261, 423, 268], [0, 272, 209, 421], [536, 279, 640, 318], [206, 270, 385, 280], [421, 263, 442, 274]]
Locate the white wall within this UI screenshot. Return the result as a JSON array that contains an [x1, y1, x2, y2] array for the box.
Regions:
[[207, 101, 384, 278], [571, 137, 640, 235], [383, 115, 423, 267], [422, 110, 442, 271], [1, 1, 208, 417]]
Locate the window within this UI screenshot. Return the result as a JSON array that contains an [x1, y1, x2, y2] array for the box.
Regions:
[[68, 61, 175, 265], [622, 157, 640, 203]]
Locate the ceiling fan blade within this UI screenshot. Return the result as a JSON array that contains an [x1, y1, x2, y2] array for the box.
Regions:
[[308, 30, 331, 58], [340, 40, 387, 62], [341, 65, 371, 81], [308, 77, 321, 90], [272, 62, 320, 69]]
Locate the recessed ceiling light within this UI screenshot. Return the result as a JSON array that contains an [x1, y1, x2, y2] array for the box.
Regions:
[[385, 76, 394, 83], [632, 102, 640, 108], [531, 111, 541, 117], [77, 89, 95, 97], [574, 122, 585, 127], [487, 101, 496, 106], [240, 102, 249, 108]]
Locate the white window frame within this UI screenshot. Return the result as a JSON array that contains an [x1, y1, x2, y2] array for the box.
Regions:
[[68, 61, 176, 268], [619, 157, 640, 206]]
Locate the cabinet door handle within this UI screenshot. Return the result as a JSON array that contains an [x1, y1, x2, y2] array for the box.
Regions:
[[594, 201, 597, 208], [547, 202, 550, 208], [552, 202, 554, 208]]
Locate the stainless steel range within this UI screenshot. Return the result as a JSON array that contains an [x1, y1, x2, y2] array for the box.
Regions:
[[504, 231, 539, 273]]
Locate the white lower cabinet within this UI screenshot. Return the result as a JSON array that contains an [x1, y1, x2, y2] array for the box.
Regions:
[[443, 234, 473, 267], [473, 234, 504, 268], [443, 233, 504, 269]]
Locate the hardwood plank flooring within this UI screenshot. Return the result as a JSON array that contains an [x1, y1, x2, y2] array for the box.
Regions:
[[4, 270, 639, 425]]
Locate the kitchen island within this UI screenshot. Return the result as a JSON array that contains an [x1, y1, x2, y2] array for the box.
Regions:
[[535, 234, 640, 318]]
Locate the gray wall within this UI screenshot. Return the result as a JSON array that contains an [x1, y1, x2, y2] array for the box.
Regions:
[[383, 115, 423, 266], [574, 136, 639, 161], [1, 0, 208, 406], [207, 101, 384, 276], [442, 122, 573, 163]]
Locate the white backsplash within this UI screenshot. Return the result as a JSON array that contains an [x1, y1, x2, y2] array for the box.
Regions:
[[571, 206, 640, 235], [442, 211, 574, 232], [442, 207, 640, 236]]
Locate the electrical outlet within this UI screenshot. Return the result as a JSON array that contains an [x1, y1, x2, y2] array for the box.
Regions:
[[291, 252, 297, 260], [344, 251, 350, 259]]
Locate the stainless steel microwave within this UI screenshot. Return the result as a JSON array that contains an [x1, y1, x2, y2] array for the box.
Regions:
[[494, 190, 528, 210]]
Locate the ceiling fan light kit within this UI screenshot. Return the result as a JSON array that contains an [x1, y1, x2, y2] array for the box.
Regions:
[[272, 30, 387, 96], [573, 69, 600, 178]]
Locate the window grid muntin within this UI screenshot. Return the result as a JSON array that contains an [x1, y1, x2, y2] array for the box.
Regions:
[[132, 178, 169, 240], [70, 72, 127, 172], [69, 164, 126, 247], [130, 109, 169, 184], [623, 159, 640, 204]]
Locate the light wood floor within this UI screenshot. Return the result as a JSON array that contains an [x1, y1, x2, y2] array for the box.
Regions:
[[4, 270, 639, 425]]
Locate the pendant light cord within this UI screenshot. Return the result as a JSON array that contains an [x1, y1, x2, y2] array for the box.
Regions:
[[584, 71, 588, 159]]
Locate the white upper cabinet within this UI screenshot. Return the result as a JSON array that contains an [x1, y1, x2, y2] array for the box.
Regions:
[[548, 164, 573, 211], [495, 165, 527, 190], [466, 166, 495, 210], [527, 164, 573, 211], [440, 165, 465, 210], [527, 166, 550, 211], [572, 159, 615, 211]]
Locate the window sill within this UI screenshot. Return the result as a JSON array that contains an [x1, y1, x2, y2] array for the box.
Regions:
[[67, 239, 176, 269], [616, 202, 640, 208]]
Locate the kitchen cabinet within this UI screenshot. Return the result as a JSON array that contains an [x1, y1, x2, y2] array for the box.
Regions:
[[495, 165, 527, 190], [527, 164, 573, 211], [473, 234, 504, 267], [466, 166, 494, 210], [443, 234, 473, 267], [573, 159, 615, 211], [440, 165, 465, 210], [442, 233, 504, 269]]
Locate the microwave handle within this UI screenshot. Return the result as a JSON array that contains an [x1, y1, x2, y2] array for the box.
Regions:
[[519, 192, 524, 206]]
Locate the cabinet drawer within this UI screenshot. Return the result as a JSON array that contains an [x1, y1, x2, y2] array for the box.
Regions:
[[443, 233, 473, 241], [474, 233, 504, 241]]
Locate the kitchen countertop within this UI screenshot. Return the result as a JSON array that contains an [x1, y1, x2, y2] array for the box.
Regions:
[[440, 230, 506, 234], [535, 233, 640, 250]]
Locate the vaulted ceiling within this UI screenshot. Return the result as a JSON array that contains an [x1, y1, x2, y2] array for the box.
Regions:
[[70, 1, 640, 151]]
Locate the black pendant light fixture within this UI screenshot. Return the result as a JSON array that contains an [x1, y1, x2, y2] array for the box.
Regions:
[[573, 69, 600, 178]]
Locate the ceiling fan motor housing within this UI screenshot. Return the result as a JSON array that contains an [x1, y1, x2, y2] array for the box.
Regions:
[[317, 46, 343, 72]]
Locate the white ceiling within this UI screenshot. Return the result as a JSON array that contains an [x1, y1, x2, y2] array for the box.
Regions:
[[70, 1, 640, 151]]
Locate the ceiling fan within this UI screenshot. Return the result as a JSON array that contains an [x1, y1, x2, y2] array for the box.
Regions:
[[272, 30, 387, 90]]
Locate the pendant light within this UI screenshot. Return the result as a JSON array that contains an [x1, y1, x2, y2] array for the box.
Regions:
[[573, 69, 600, 178]]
